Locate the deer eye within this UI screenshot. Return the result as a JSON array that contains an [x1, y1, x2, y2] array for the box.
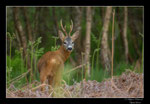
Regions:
[[64, 42, 67, 44]]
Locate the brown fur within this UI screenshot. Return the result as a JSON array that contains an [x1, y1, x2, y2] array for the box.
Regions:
[[37, 45, 71, 91]]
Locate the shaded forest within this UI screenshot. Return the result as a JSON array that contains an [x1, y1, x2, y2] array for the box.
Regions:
[[6, 6, 143, 98]]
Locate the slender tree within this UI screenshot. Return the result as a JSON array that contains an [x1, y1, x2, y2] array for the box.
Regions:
[[33, 7, 41, 40], [74, 7, 83, 66], [22, 7, 33, 42], [117, 7, 133, 64], [85, 7, 92, 77], [128, 8, 142, 59], [100, 7, 112, 72], [36, 7, 49, 46], [52, 7, 59, 36], [12, 7, 28, 63], [13, 7, 32, 82], [123, 7, 129, 63]]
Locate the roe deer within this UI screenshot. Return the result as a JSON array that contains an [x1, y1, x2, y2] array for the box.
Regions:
[[37, 20, 79, 91]]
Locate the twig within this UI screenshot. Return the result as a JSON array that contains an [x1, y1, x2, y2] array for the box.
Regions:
[[12, 80, 39, 94], [7, 69, 31, 84], [127, 82, 133, 93], [64, 63, 88, 74], [60, 87, 72, 98], [31, 83, 47, 91], [6, 89, 16, 98], [62, 79, 67, 84], [111, 9, 115, 78], [111, 78, 127, 96], [48, 90, 54, 97]]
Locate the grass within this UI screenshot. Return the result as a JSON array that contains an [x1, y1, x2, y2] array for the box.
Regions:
[[61, 61, 135, 85]]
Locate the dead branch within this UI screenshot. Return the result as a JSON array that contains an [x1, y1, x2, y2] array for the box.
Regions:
[[64, 63, 88, 74]]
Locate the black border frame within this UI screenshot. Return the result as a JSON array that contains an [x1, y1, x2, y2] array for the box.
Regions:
[[1, 0, 145, 103]]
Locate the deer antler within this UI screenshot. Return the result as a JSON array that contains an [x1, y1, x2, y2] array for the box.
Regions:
[[69, 20, 73, 36], [60, 19, 68, 36]]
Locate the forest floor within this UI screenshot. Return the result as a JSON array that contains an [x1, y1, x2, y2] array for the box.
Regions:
[[6, 70, 143, 98]]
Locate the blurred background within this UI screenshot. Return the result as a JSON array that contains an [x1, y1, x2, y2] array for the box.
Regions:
[[7, 6, 143, 89]]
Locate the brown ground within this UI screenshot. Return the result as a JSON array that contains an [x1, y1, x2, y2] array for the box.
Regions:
[[6, 70, 143, 98]]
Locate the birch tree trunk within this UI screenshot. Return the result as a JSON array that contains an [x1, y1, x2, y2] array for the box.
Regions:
[[123, 7, 129, 64], [85, 7, 92, 77], [117, 7, 133, 64], [100, 7, 112, 72]]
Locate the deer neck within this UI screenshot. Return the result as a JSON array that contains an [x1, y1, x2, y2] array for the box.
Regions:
[[58, 45, 71, 62]]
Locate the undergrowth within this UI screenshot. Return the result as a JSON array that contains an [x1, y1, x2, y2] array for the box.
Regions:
[[6, 33, 143, 90]]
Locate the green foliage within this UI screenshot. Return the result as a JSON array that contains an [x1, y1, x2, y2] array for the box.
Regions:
[[51, 36, 60, 51], [114, 62, 134, 76], [62, 63, 74, 85], [27, 37, 44, 58], [91, 48, 100, 71], [90, 67, 107, 82], [6, 36, 44, 88], [62, 62, 134, 85], [7, 32, 17, 83], [7, 54, 27, 87], [27, 37, 44, 82]]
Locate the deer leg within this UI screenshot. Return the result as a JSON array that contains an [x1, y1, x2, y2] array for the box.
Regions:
[[48, 75, 53, 85], [53, 68, 63, 88], [48, 75, 54, 90], [40, 72, 47, 91], [47, 75, 54, 96]]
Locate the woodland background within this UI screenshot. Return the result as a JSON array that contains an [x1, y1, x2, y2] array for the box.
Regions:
[[7, 7, 143, 91]]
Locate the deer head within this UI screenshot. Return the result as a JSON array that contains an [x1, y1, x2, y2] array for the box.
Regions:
[[58, 20, 79, 52]]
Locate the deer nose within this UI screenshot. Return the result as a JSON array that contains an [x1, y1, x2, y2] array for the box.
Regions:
[[67, 46, 72, 51]]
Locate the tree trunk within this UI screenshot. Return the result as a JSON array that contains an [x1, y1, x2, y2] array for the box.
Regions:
[[116, 7, 134, 64], [128, 9, 142, 59], [74, 7, 83, 66], [100, 7, 112, 72], [38, 7, 50, 46], [101, 7, 105, 23], [13, 7, 27, 61], [52, 7, 59, 37], [33, 7, 41, 40], [85, 7, 92, 77], [13, 7, 31, 82], [22, 7, 33, 42], [123, 7, 129, 64]]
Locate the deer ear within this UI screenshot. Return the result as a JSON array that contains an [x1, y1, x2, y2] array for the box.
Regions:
[[58, 30, 65, 41], [71, 31, 79, 41]]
